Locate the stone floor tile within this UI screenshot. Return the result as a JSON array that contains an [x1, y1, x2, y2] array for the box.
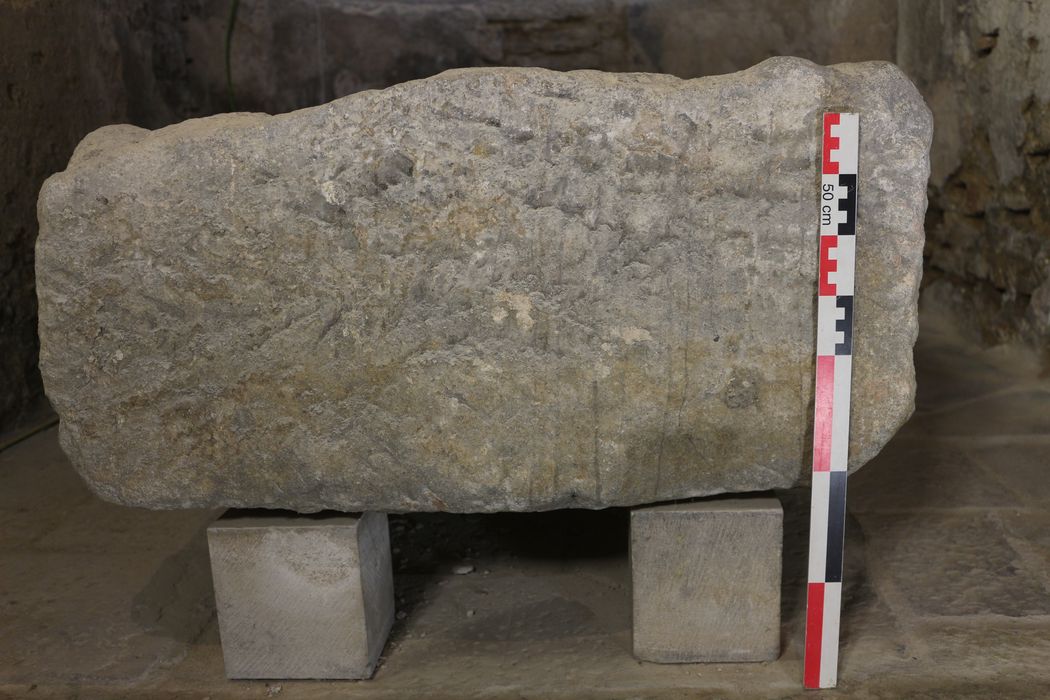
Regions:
[[999, 511, 1050, 578], [32, 499, 216, 554], [857, 511, 1050, 618], [913, 344, 1019, 413], [916, 620, 1050, 683], [908, 390, 1050, 437], [0, 551, 205, 684], [965, 443, 1050, 510], [849, 439, 1021, 513], [0, 430, 93, 513]]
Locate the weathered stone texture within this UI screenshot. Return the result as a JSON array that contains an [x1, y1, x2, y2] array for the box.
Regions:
[[37, 58, 930, 512]]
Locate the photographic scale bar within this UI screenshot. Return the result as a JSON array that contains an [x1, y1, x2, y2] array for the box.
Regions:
[[803, 111, 858, 690]]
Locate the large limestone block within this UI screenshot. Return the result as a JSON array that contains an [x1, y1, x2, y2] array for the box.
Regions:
[[36, 57, 931, 512]]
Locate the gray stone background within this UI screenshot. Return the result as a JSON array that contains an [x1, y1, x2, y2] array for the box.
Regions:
[[2, 0, 1045, 437]]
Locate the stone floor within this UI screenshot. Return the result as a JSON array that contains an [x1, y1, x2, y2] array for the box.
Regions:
[[2, 291, 1049, 699]]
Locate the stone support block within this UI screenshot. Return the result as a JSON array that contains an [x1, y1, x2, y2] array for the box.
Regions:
[[207, 510, 394, 679], [630, 495, 782, 662]]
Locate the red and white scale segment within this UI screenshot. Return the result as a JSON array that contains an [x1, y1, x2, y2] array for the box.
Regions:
[[803, 112, 859, 690]]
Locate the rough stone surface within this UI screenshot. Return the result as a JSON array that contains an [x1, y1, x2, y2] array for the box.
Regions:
[[207, 511, 394, 679], [630, 496, 782, 662], [36, 58, 931, 512]]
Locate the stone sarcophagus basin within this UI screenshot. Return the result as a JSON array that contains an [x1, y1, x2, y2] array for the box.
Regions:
[[36, 57, 931, 513]]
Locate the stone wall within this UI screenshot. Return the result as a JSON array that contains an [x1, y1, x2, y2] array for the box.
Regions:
[[899, 0, 1050, 345], [139, 0, 897, 119]]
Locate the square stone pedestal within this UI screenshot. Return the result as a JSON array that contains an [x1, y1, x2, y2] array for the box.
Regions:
[[630, 495, 782, 663], [207, 510, 394, 679]]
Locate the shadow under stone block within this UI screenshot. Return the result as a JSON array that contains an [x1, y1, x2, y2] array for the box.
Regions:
[[631, 496, 782, 663], [206, 510, 394, 679]]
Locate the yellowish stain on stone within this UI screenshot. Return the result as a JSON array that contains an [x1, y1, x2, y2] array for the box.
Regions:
[[612, 326, 653, 344], [320, 180, 347, 206], [495, 292, 534, 331], [471, 358, 499, 373]]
